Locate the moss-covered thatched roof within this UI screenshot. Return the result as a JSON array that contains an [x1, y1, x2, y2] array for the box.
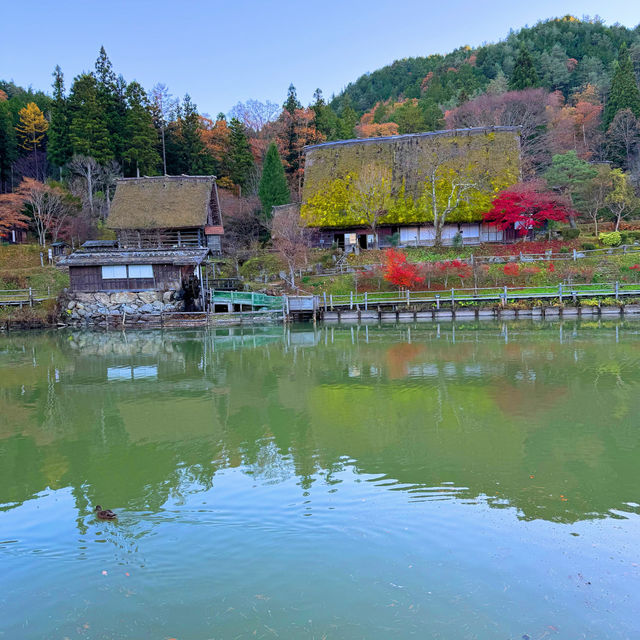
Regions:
[[108, 176, 219, 230]]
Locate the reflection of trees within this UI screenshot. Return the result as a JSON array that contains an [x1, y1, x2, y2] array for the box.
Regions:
[[1, 323, 640, 530]]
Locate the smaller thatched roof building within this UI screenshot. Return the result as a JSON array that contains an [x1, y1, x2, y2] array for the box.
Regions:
[[108, 175, 222, 230]]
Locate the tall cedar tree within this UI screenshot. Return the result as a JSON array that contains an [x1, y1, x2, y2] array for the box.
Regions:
[[509, 46, 540, 90], [124, 82, 160, 176], [228, 117, 255, 191], [68, 73, 112, 163], [603, 43, 640, 129], [258, 143, 289, 218], [312, 89, 339, 140], [337, 96, 358, 139], [284, 84, 302, 114], [180, 94, 212, 174], [0, 102, 17, 192], [48, 66, 72, 173], [94, 46, 126, 161]]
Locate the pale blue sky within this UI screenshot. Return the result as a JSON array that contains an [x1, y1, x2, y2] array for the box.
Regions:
[[1, 0, 639, 115]]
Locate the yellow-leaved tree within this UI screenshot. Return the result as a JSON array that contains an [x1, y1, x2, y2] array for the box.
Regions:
[[16, 102, 49, 152], [16, 102, 49, 180], [348, 164, 393, 247]]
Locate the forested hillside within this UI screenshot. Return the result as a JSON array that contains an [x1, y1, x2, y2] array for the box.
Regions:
[[1, 15, 640, 251], [332, 16, 640, 114]]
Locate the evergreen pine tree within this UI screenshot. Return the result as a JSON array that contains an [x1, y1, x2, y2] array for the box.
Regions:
[[283, 84, 302, 114], [509, 46, 540, 90], [337, 96, 358, 139], [311, 88, 339, 140], [0, 102, 17, 192], [258, 143, 289, 218], [228, 117, 255, 190], [94, 46, 126, 161], [180, 94, 213, 174], [48, 65, 72, 175], [68, 73, 112, 163], [604, 43, 640, 129], [124, 82, 160, 176]]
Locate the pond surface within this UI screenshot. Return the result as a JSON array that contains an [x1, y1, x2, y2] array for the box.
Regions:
[[1, 322, 639, 640]]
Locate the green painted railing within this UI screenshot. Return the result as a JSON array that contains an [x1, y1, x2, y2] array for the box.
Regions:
[[210, 290, 284, 310]]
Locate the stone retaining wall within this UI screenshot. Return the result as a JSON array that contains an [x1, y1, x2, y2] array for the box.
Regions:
[[63, 290, 182, 325]]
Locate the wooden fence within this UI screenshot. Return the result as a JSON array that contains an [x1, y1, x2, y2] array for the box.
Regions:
[[319, 282, 640, 311], [0, 288, 56, 306], [309, 244, 640, 277]]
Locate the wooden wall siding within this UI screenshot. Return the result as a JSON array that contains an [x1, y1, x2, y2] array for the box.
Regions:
[[116, 228, 204, 248], [68, 264, 184, 292], [69, 266, 103, 291]]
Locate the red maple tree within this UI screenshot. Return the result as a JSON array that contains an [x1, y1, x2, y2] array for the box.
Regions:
[[483, 182, 574, 235], [383, 249, 424, 290]]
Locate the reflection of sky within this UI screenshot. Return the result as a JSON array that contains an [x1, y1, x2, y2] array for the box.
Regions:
[[107, 365, 158, 381], [3, 465, 640, 639]]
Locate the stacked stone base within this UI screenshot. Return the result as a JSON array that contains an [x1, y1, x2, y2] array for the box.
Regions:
[[63, 290, 183, 326]]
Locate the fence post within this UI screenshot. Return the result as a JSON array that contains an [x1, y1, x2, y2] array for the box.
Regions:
[[558, 283, 563, 303], [330, 294, 333, 310], [615, 281, 619, 301], [323, 291, 327, 312], [350, 291, 353, 310], [573, 249, 577, 261], [435, 294, 440, 310], [364, 291, 368, 311], [29, 287, 33, 307], [406, 289, 410, 305], [451, 288, 455, 309]]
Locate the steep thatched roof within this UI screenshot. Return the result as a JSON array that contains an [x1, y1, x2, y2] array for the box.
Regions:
[[108, 176, 221, 230]]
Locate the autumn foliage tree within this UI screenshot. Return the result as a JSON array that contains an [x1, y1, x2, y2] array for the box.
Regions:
[[383, 249, 423, 289], [483, 182, 574, 235], [0, 186, 29, 238]]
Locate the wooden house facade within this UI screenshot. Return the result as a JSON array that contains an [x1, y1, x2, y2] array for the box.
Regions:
[[60, 176, 223, 295]]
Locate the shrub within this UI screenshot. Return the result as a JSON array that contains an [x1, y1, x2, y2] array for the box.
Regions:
[[560, 227, 580, 240], [581, 242, 596, 250], [452, 231, 463, 248], [619, 232, 629, 245], [600, 231, 622, 247], [389, 232, 400, 247], [559, 247, 570, 253]]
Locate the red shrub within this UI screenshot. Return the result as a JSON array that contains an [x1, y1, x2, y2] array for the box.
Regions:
[[503, 262, 520, 277], [383, 249, 424, 289]]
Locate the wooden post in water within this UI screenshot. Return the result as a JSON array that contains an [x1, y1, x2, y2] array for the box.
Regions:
[[323, 292, 327, 312], [451, 288, 455, 310], [350, 291, 353, 310], [330, 294, 333, 311], [558, 283, 563, 304], [28, 288, 33, 307], [615, 281, 619, 301], [364, 292, 368, 311]]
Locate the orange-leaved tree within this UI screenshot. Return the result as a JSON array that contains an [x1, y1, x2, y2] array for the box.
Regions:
[[0, 187, 29, 238]]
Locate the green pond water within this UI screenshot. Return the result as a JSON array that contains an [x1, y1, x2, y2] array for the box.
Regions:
[[1, 322, 639, 640]]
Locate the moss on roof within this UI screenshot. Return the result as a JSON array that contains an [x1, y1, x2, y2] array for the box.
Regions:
[[107, 176, 217, 230]]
